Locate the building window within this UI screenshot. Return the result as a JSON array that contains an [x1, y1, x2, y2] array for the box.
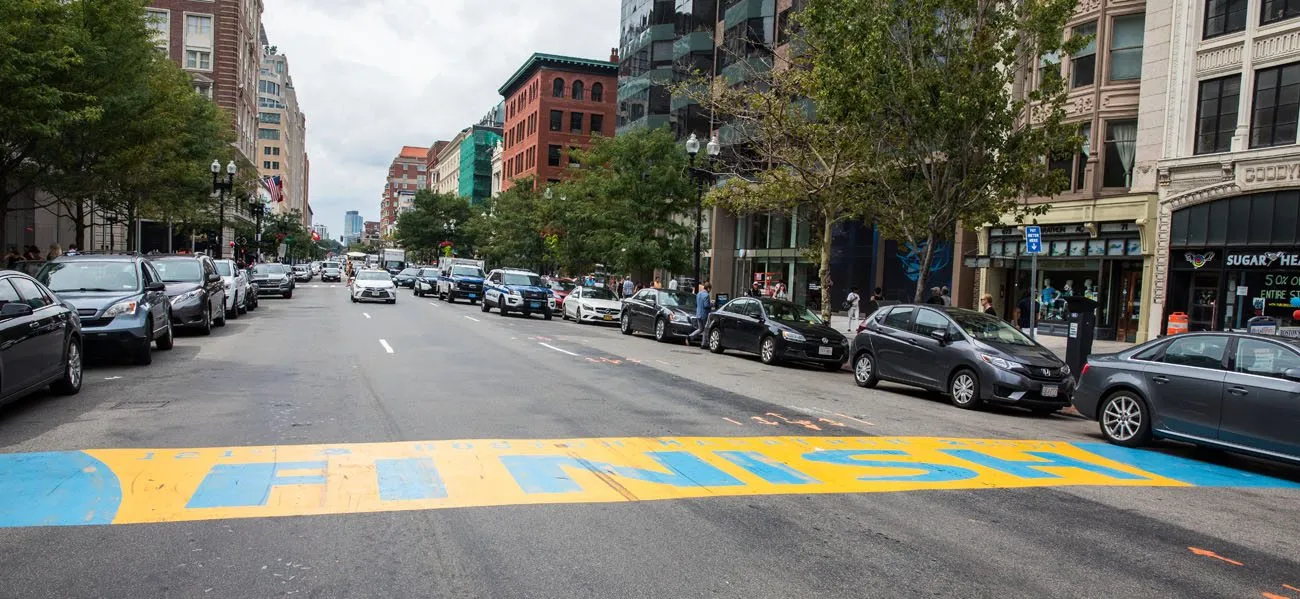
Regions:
[[263, 161, 271, 169], [591, 82, 604, 102], [1103, 120, 1137, 188], [258, 128, 280, 140], [193, 82, 212, 99], [548, 145, 562, 167], [1071, 22, 1097, 88], [185, 50, 211, 70], [590, 114, 604, 134], [1037, 51, 1061, 90], [570, 112, 583, 133], [552, 77, 565, 98], [572, 80, 584, 100], [568, 147, 581, 167], [1195, 75, 1241, 154], [145, 9, 169, 52], [259, 112, 281, 124], [271, 161, 279, 170], [1205, 0, 1247, 38], [1109, 15, 1144, 82], [1263, 0, 1300, 24], [550, 110, 562, 132], [272, 147, 280, 156], [185, 14, 212, 40], [1047, 123, 1090, 192], [1250, 63, 1300, 148], [264, 147, 272, 155]]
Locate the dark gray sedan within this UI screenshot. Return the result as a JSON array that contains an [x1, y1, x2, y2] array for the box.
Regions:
[[1073, 331, 1300, 465]]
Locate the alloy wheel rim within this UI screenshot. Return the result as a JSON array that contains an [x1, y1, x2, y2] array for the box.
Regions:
[[1103, 396, 1142, 441], [67, 343, 82, 387], [952, 374, 975, 404], [656, 320, 665, 338], [710, 330, 720, 350], [855, 355, 872, 383], [762, 339, 774, 361], [621, 314, 630, 331]]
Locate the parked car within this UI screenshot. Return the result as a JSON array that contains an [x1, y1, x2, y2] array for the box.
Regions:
[[412, 268, 441, 297], [292, 264, 313, 282], [481, 268, 553, 319], [851, 305, 1073, 413], [37, 253, 174, 364], [149, 254, 227, 334], [548, 279, 575, 312], [437, 262, 486, 304], [9, 260, 45, 277], [310, 261, 322, 275], [350, 269, 397, 304], [320, 260, 343, 283], [213, 259, 251, 319], [620, 288, 700, 341], [0, 271, 82, 405], [393, 267, 420, 289], [563, 285, 622, 324], [1073, 332, 1300, 464], [705, 297, 847, 370], [250, 263, 295, 298]]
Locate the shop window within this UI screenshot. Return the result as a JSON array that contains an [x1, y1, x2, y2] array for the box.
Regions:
[[1103, 120, 1137, 188], [1071, 22, 1097, 88], [1249, 63, 1300, 149], [1196, 75, 1241, 154], [1205, 0, 1247, 38], [1109, 15, 1144, 82], [1262, 0, 1300, 25]]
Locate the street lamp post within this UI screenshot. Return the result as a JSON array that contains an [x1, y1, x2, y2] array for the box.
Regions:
[[210, 159, 237, 259], [248, 197, 265, 262], [685, 133, 721, 290]]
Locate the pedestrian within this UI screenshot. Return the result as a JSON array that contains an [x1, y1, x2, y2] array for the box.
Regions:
[[66, 244, 78, 256], [1015, 290, 1034, 334], [667, 278, 678, 291], [773, 282, 789, 300], [3, 247, 20, 269], [844, 286, 861, 332], [621, 275, 634, 298], [46, 244, 62, 261], [653, 278, 663, 289], [941, 285, 952, 306], [981, 293, 997, 317], [863, 287, 883, 319], [926, 287, 945, 305], [690, 282, 713, 348], [750, 281, 762, 297]]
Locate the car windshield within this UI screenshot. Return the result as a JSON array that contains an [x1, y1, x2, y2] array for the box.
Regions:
[[550, 280, 575, 292], [253, 264, 290, 275], [152, 260, 203, 283], [502, 272, 542, 286], [38, 261, 138, 292], [214, 262, 233, 276], [659, 291, 697, 310], [949, 310, 1037, 346], [293, 265, 308, 271], [451, 265, 484, 278], [582, 286, 618, 300], [399, 268, 420, 276], [383, 261, 403, 270], [322, 262, 340, 269], [356, 271, 390, 281]]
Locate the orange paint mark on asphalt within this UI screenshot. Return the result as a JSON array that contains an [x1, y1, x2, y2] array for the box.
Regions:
[[1284, 584, 1300, 593], [1260, 592, 1289, 599], [751, 416, 780, 426], [765, 412, 822, 431], [1188, 547, 1244, 566], [722, 417, 744, 426], [817, 417, 846, 427]]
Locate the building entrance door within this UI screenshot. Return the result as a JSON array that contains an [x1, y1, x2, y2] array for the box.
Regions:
[[1188, 273, 1220, 332], [1115, 269, 1142, 342]]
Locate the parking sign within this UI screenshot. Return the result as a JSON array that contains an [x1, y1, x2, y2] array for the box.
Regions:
[[1025, 225, 1042, 254]]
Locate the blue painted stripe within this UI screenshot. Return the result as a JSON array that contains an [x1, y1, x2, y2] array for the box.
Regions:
[[0, 451, 121, 527], [941, 449, 1149, 481], [715, 451, 819, 484], [376, 457, 447, 501], [187, 461, 328, 509], [1072, 442, 1300, 488]]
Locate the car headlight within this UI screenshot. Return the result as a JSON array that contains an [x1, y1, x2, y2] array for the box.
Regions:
[[580, 302, 593, 311], [980, 354, 1020, 371], [103, 299, 138, 318], [171, 289, 202, 304], [782, 330, 806, 342], [509, 289, 521, 296]]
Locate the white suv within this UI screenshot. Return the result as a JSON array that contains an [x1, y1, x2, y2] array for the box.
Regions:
[[213, 259, 254, 317]]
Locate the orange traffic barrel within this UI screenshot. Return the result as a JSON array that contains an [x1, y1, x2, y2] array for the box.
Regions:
[[1167, 312, 1189, 335]]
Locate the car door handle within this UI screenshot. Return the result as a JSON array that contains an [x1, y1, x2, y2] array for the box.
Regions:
[[1228, 386, 1249, 396], [28, 321, 40, 329], [1151, 375, 1170, 384], [906, 338, 920, 346]]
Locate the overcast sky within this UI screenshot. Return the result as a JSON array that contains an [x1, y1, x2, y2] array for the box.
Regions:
[[261, 0, 620, 241]]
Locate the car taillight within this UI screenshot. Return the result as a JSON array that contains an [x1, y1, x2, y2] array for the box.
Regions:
[[1080, 363, 1090, 378]]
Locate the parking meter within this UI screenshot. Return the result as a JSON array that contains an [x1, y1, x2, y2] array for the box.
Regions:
[[1062, 296, 1098, 377]]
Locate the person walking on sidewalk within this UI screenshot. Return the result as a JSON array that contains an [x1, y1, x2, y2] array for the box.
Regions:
[[844, 287, 861, 332], [690, 282, 713, 348], [621, 275, 634, 298], [981, 294, 998, 317]]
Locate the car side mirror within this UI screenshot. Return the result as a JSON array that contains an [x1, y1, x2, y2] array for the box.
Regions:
[[145, 281, 166, 292], [207, 273, 221, 283], [0, 302, 34, 319], [930, 329, 950, 344], [1285, 368, 1300, 383]]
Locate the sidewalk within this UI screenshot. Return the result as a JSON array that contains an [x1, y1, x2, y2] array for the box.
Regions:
[[1032, 335, 1135, 359]]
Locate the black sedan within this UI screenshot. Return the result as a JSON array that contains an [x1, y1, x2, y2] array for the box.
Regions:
[[1073, 331, 1300, 464], [394, 267, 421, 289], [850, 305, 1073, 414], [620, 288, 700, 342], [704, 297, 848, 370], [149, 255, 227, 333], [0, 271, 82, 406]]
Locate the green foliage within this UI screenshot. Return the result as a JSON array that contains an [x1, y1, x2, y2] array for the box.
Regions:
[[394, 190, 474, 263], [462, 182, 547, 270], [802, 0, 1081, 301]]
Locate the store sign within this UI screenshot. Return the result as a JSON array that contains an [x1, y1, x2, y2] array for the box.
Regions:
[[1185, 251, 1215, 269], [1225, 251, 1300, 268], [1241, 162, 1300, 185]]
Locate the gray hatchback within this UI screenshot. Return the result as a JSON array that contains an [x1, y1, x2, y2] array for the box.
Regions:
[[1073, 331, 1300, 465]]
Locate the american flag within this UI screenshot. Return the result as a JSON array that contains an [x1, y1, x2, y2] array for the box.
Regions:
[[266, 175, 284, 203]]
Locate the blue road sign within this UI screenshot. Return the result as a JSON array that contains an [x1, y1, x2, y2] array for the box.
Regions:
[[1025, 225, 1042, 254]]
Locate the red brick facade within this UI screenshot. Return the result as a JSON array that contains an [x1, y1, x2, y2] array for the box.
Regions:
[[498, 55, 618, 192], [379, 147, 427, 232]]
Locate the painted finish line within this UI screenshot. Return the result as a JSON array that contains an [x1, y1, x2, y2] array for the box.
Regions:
[[2, 436, 1296, 528]]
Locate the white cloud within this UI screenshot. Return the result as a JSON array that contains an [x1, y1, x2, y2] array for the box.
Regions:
[[261, 0, 620, 239]]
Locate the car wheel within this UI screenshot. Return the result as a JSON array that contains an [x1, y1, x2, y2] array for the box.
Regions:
[[654, 318, 669, 343], [351, 296, 358, 303], [575, 306, 585, 324], [620, 313, 633, 335], [853, 351, 879, 388], [214, 300, 227, 327], [50, 337, 82, 395], [447, 292, 456, 304], [155, 318, 174, 351], [283, 290, 292, 299], [759, 336, 780, 365], [414, 288, 422, 297], [481, 298, 490, 313], [949, 369, 981, 409], [498, 299, 509, 316], [237, 294, 247, 314], [543, 308, 553, 321], [134, 332, 153, 366], [198, 305, 212, 336], [1099, 391, 1151, 447], [227, 301, 239, 320], [708, 328, 725, 354]]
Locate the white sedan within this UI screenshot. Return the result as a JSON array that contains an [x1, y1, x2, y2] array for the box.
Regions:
[[351, 270, 398, 304], [563, 286, 623, 324]]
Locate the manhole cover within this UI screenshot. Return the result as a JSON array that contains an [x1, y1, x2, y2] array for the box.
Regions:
[[110, 400, 170, 410]]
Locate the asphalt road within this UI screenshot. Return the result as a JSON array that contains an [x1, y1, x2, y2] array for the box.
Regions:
[[1, 282, 1298, 598]]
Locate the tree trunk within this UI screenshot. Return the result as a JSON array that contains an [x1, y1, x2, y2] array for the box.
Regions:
[[820, 217, 834, 323], [912, 233, 938, 303], [73, 200, 86, 249], [125, 199, 137, 252]]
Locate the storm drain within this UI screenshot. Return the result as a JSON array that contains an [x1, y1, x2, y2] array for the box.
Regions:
[[110, 400, 171, 410]]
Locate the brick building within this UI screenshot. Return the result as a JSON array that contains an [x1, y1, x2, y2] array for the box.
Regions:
[[423, 141, 451, 191], [497, 53, 619, 192], [380, 146, 428, 234], [257, 29, 311, 228]]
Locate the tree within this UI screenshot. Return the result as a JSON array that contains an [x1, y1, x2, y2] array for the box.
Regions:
[[395, 190, 474, 262], [463, 183, 547, 270], [802, 0, 1081, 301]]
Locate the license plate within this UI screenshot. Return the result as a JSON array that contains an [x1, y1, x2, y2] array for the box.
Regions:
[[1041, 385, 1059, 398], [818, 346, 833, 356], [468, 293, 477, 298], [603, 314, 613, 321], [529, 301, 540, 308]]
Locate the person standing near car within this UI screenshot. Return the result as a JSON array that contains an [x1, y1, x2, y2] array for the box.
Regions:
[[1015, 290, 1034, 334], [622, 275, 634, 298], [690, 282, 713, 348], [844, 287, 861, 332], [981, 294, 997, 317]]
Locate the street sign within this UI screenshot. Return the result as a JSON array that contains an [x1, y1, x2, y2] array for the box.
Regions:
[[1025, 225, 1043, 254]]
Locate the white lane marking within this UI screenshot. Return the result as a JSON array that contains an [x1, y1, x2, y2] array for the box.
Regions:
[[464, 315, 480, 322], [539, 342, 579, 356], [363, 313, 371, 319], [428, 302, 438, 307], [379, 339, 394, 354], [104, 376, 122, 381]]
